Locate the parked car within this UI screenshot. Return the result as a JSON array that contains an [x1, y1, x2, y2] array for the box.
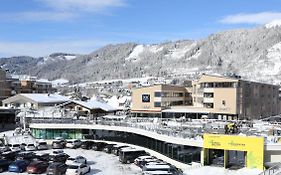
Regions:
[[53, 150, 64, 154], [0, 150, 19, 160], [49, 153, 69, 163], [119, 148, 147, 164], [27, 160, 49, 174], [134, 156, 158, 167], [8, 144, 21, 152], [8, 159, 30, 173], [0, 159, 11, 173], [66, 156, 87, 165], [65, 163, 90, 175], [143, 171, 173, 175], [92, 142, 107, 151], [52, 140, 65, 149], [36, 141, 49, 150], [46, 162, 67, 175], [16, 151, 36, 161], [112, 145, 129, 156], [80, 141, 95, 150], [103, 144, 116, 154], [65, 139, 82, 149], [25, 144, 37, 151], [35, 152, 50, 162]]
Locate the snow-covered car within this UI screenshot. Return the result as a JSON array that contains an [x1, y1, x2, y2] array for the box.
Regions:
[[66, 156, 87, 165], [143, 171, 173, 175], [65, 163, 90, 175], [8, 144, 21, 152], [25, 144, 37, 151], [66, 139, 82, 149], [142, 164, 172, 175], [36, 141, 48, 150], [134, 155, 158, 167]]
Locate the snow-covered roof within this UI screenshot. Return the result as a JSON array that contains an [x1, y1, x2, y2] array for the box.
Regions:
[[72, 100, 117, 112], [20, 93, 70, 103]]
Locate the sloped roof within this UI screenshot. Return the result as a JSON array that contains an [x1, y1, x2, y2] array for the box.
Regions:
[[72, 100, 116, 112], [20, 93, 69, 103]]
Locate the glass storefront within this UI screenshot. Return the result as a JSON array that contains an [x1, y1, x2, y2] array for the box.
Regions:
[[31, 128, 201, 165], [31, 128, 83, 139]]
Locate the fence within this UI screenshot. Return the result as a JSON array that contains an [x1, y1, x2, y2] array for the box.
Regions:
[[259, 163, 281, 175]]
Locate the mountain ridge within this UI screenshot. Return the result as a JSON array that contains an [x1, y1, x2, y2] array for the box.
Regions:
[[2, 25, 281, 84]]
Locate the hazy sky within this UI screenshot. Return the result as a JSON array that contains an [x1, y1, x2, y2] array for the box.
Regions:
[[1, 0, 281, 57]]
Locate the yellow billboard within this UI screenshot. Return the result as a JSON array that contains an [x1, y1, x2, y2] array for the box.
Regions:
[[203, 134, 264, 170]]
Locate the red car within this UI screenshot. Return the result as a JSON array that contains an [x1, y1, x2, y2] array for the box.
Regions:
[[27, 161, 48, 174]]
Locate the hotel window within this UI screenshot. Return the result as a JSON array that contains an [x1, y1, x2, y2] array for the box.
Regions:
[[204, 93, 214, 98], [154, 102, 161, 107], [154, 92, 162, 97], [204, 103, 214, 108]]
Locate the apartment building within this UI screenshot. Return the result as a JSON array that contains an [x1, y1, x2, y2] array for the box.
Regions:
[[131, 84, 192, 117], [131, 74, 281, 120]]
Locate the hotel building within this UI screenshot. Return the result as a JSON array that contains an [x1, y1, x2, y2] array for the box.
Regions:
[[131, 74, 281, 120]]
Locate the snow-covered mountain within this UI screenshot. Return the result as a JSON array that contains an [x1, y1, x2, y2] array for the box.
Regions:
[[1, 25, 281, 84]]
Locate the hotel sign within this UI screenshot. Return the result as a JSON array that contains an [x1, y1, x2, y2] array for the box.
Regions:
[[203, 134, 264, 169]]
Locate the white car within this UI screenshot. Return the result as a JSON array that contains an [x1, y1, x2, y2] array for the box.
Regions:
[[36, 141, 48, 150], [65, 163, 91, 175], [66, 139, 82, 149], [134, 156, 158, 166], [25, 143, 37, 151], [143, 171, 173, 175], [8, 144, 21, 152], [66, 156, 87, 165]]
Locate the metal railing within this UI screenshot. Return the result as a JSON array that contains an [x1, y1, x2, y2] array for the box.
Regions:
[[259, 163, 281, 175], [30, 117, 204, 140]]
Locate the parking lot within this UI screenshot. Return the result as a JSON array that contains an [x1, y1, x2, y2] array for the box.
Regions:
[[2, 148, 142, 175]]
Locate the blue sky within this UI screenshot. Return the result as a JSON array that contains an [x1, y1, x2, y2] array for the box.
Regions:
[[1, 0, 281, 57]]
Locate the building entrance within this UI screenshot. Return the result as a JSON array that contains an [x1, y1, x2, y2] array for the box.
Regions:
[[227, 150, 246, 169], [209, 149, 224, 167]]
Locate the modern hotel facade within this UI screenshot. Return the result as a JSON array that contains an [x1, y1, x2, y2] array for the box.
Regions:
[[131, 74, 281, 120], [131, 84, 192, 117]]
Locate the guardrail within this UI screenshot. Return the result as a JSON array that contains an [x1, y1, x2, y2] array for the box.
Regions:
[[259, 163, 281, 175], [30, 117, 204, 140]]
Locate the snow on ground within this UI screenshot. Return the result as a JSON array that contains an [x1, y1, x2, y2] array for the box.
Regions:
[[64, 55, 77, 60], [169, 43, 196, 59], [51, 78, 69, 86], [264, 42, 281, 76], [184, 166, 262, 175], [265, 20, 281, 28], [125, 45, 144, 62], [149, 45, 163, 53]]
